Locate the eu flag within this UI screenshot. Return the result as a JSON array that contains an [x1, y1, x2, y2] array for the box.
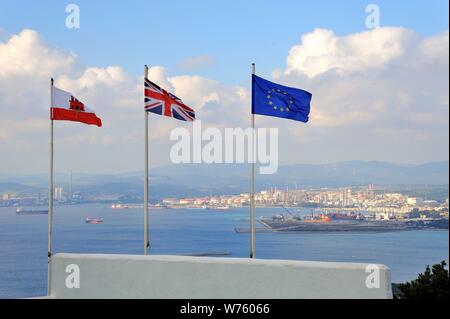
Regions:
[[252, 75, 311, 123]]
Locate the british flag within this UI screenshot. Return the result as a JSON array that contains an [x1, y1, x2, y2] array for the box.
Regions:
[[144, 78, 195, 121]]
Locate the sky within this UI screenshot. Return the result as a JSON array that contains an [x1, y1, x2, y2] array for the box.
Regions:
[[0, 0, 449, 174]]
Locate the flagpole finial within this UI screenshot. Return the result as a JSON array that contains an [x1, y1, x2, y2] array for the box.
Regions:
[[252, 63, 255, 75], [51, 78, 54, 86]]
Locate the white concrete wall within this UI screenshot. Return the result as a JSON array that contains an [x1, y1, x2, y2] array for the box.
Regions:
[[49, 253, 392, 299]]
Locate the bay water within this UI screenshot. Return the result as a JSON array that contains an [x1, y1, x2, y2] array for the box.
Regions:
[[0, 204, 448, 298]]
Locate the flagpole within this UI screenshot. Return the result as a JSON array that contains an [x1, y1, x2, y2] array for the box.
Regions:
[[144, 65, 150, 255], [47, 78, 54, 295], [250, 63, 256, 258]]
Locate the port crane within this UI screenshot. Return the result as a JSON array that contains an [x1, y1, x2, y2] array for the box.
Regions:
[[280, 204, 302, 220]]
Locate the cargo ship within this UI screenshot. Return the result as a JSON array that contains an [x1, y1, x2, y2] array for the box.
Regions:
[[16, 207, 48, 215], [302, 214, 331, 223]]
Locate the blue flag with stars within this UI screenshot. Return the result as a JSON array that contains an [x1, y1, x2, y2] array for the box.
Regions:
[[252, 75, 311, 123]]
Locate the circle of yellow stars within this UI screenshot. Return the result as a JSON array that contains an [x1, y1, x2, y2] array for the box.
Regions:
[[266, 88, 294, 112]]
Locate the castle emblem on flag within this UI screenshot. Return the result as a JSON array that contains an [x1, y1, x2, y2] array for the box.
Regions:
[[69, 96, 85, 111]]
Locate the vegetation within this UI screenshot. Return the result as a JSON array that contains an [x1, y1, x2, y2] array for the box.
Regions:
[[395, 261, 449, 299], [407, 208, 446, 219]]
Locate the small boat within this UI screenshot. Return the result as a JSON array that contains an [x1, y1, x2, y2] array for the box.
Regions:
[[212, 206, 230, 211], [85, 217, 103, 224], [186, 205, 208, 210], [111, 204, 129, 209]]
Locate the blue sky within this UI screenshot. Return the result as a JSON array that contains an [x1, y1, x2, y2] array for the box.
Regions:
[[1, 0, 448, 85], [0, 1, 448, 173]]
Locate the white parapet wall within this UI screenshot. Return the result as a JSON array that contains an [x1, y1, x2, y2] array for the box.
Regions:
[[49, 253, 393, 299]]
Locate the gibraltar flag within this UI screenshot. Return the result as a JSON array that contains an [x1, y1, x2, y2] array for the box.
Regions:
[[51, 86, 102, 127]]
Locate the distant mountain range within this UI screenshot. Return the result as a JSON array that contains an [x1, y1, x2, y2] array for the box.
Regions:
[[0, 161, 448, 201]]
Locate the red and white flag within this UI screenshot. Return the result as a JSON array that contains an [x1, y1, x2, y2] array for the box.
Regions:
[[51, 86, 102, 127]]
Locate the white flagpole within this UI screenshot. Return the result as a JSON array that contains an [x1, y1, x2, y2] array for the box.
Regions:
[[250, 63, 256, 258], [144, 65, 150, 255], [47, 78, 54, 295]]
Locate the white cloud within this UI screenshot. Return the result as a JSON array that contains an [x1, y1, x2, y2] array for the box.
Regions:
[[0, 29, 248, 173], [169, 75, 249, 126], [0, 27, 448, 174], [0, 29, 77, 78], [178, 55, 215, 71], [419, 31, 449, 63], [284, 27, 415, 78], [270, 27, 449, 165]]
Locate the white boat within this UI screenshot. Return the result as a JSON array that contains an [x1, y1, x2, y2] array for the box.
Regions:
[[16, 207, 48, 215], [212, 206, 230, 211], [111, 204, 129, 209]]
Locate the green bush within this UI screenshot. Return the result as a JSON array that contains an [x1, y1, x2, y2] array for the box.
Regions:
[[396, 261, 449, 299]]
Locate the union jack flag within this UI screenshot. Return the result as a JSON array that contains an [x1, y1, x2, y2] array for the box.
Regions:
[[144, 78, 195, 121]]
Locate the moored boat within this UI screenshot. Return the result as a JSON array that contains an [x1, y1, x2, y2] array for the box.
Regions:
[[16, 207, 48, 215], [85, 217, 103, 224], [211, 206, 230, 211], [111, 204, 129, 209]]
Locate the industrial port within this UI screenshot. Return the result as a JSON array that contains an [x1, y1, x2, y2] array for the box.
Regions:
[[234, 210, 449, 233]]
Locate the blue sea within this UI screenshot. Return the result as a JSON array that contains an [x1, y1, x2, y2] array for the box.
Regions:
[[0, 204, 448, 298]]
